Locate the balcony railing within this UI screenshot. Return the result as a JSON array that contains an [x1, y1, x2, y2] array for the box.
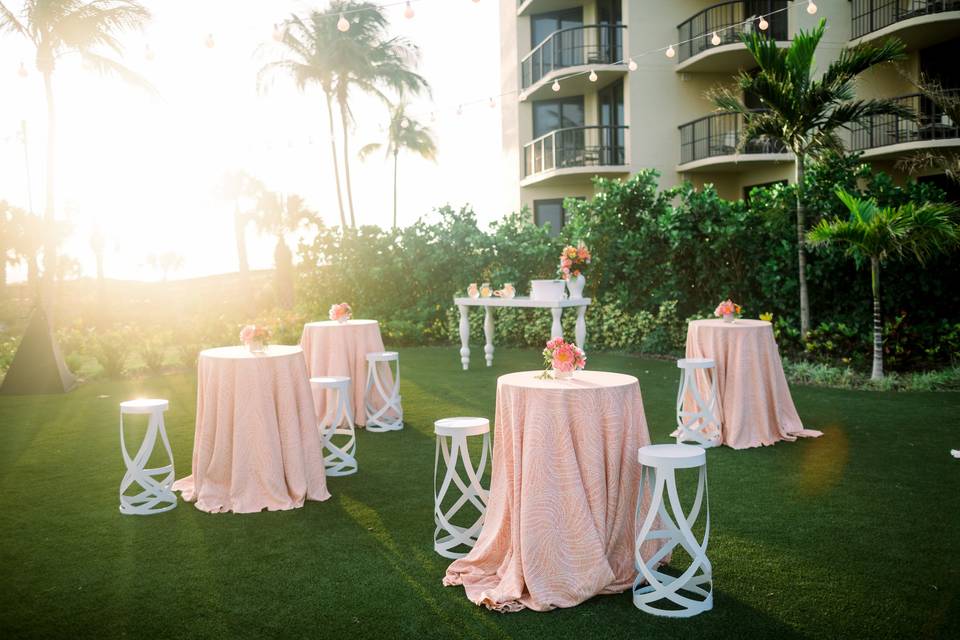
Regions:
[[679, 110, 786, 165], [677, 1, 787, 62], [851, 0, 960, 39], [850, 90, 959, 151], [521, 25, 626, 88], [523, 126, 628, 177]]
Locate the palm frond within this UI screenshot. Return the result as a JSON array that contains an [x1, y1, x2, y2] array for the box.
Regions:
[[80, 50, 157, 94], [0, 1, 31, 40]]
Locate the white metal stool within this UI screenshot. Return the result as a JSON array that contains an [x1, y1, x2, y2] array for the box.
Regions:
[[674, 358, 721, 448], [119, 398, 176, 515], [634, 444, 711, 617], [365, 351, 403, 432], [433, 417, 491, 559], [310, 376, 357, 476]]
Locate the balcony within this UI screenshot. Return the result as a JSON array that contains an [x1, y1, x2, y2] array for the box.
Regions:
[[678, 111, 792, 172], [850, 1, 960, 47], [517, 0, 585, 17], [850, 90, 960, 159], [676, 1, 789, 73], [520, 25, 627, 101], [522, 125, 629, 186]]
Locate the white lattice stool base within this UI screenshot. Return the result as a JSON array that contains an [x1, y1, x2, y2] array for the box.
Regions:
[[434, 417, 490, 559], [634, 444, 712, 618], [311, 376, 357, 476], [119, 399, 176, 515], [365, 351, 403, 432], [674, 358, 721, 448]]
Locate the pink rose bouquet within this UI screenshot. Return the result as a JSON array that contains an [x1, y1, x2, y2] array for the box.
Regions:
[[542, 337, 586, 376], [714, 299, 743, 318], [558, 244, 591, 281], [329, 302, 352, 323], [240, 324, 270, 346]]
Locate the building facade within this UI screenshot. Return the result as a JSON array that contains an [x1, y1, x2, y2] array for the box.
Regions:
[[501, 0, 960, 232]]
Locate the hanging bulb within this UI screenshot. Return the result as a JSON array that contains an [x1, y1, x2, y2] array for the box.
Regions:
[[551, 78, 560, 92], [588, 69, 598, 82], [404, 2, 414, 19], [337, 13, 350, 31], [456, 105, 463, 115], [430, 112, 436, 122], [144, 44, 155, 61], [711, 31, 721, 46], [806, 1, 818, 14], [400, 117, 409, 129], [758, 16, 769, 30], [665, 44, 676, 58], [272, 23, 284, 42], [205, 33, 214, 48], [488, 96, 496, 108], [17, 61, 27, 78], [628, 58, 638, 72]]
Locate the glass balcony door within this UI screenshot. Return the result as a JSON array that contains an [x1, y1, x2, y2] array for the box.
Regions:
[[598, 79, 625, 165], [531, 7, 583, 78]]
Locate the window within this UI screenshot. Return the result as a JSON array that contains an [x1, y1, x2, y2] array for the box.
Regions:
[[743, 180, 787, 205], [534, 198, 583, 236], [531, 8, 582, 48], [533, 96, 585, 138], [598, 78, 625, 165]]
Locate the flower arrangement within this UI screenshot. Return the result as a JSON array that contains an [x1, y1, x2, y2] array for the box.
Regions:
[[240, 324, 270, 352], [329, 302, 352, 323], [714, 299, 743, 322], [759, 312, 773, 323], [558, 244, 591, 281], [541, 337, 586, 379]]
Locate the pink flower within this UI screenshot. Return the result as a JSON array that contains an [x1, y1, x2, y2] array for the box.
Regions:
[[240, 325, 254, 343], [329, 302, 352, 322]]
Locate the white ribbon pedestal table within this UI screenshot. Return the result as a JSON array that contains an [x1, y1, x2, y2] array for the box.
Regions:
[[119, 398, 176, 515], [452, 296, 591, 370], [433, 417, 491, 559]]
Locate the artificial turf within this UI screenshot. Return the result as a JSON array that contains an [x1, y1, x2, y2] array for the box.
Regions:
[[0, 347, 958, 639]]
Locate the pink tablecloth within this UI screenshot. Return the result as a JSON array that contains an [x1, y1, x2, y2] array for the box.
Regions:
[[172, 345, 330, 513], [300, 320, 391, 427], [444, 370, 663, 612], [686, 319, 822, 449]]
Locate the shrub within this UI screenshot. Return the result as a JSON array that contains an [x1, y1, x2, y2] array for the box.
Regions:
[[90, 328, 132, 378]]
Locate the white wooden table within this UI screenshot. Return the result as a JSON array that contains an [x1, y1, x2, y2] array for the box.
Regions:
[[453, 296, 592, 370]]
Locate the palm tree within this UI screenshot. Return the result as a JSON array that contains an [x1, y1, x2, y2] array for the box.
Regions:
[[360, 103, 436, 229], [253, 190, 307, 309], [218, 171, 259, 289], [711, 19, 910, 338], [258, 11, 348, 229], [807, 189, 960, 380], [0, 0, 152, 309]]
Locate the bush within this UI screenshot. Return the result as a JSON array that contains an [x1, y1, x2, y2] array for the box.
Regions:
[[90, 328, 132, 378], [139, 333, 169, 375]]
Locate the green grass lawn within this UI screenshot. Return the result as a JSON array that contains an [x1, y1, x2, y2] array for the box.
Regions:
[[1, 347, 958, 639]]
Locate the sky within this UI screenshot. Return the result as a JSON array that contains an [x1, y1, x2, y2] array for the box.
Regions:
[[0, 0, 504, 281]]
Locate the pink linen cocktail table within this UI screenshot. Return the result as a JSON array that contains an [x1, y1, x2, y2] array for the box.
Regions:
[[444, 370, 664, 612], [300, 320, 392, 427], [685, 319, 822, 449], [173, 345, 330, 513]]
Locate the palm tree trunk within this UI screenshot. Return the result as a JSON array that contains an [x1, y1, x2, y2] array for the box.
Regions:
[[795, 154, 811, 339], [870, 256, 883, 380], [392, 149, 398, 230], [338, 99, 357, 228], [42, 70, 57, 315], [324, 96, 348, 229], [233, 201, 251, 299]]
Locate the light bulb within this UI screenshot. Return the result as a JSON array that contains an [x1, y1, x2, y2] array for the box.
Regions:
[[400, 117, 409, 129], [665, 44, 676, 58], [273, 23, 284, 41], [205, 33, 214, 48], [551, 79, 560, 92], [404, 2, 414, 19], [588, 69, 598, 82], [145, 44, 155, 61], [807, 1, 817, 14], [711, 31, 721, 46], [628, 58, 638, 71], [337, 14, 350, 31], [758, 16, 769, 30], [17, 61, 27, 78], [488, 96, 496, 108], [430, 112, 436, 122]]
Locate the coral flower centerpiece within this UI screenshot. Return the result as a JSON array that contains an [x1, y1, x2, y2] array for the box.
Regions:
[[558, 244, 591, 299], [240, 324, 270, 353], [541, 337, 587, 379], [329, 302, 352, 324], [714, 299, 743, 323]]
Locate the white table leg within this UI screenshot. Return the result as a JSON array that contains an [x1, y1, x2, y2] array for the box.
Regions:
[[550, 307, 563, 340], [483, 307, 495, 367], [458, 305, 470, 370], [575, 305, 586, 348]]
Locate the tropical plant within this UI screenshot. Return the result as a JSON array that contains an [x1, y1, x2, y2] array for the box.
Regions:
[[895, 76, 960, 183], [807, 189, 960, 380], [253, 191, 308, 308], [146, 251, 184, 281], [710, 19, 910, 338], [0, 0, 153, 308], [360, 103, 436, 229], [218, 170, 259, 288]]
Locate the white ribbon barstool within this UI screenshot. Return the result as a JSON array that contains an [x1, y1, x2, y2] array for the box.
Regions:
[[119, 398, 176, 515], [433, 417, 490, 559], [365, 351, 403, 432], [675, 358, 721, 448], [311, 376, 357, 476], [634, 444, 712, 617]]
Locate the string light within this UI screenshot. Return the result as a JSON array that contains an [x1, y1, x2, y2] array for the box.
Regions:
[[628, 58, 638, 71], [205, 33, 214, 48], [807, 1, 818, 14], [456, 105, 462, 115], [273, 23, 285, 41], [404, 2, 414, 19], [488, 96, 496, 107], [711, 31, 721, 46], [665, 44, 676, 58], [17, 61, 27, 78], [551, 79, 560, 92], [758, 16, 769, 30], [400, 117, 409, 128], [337, 13, 350, 31], [588, 69, 598, 82]]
